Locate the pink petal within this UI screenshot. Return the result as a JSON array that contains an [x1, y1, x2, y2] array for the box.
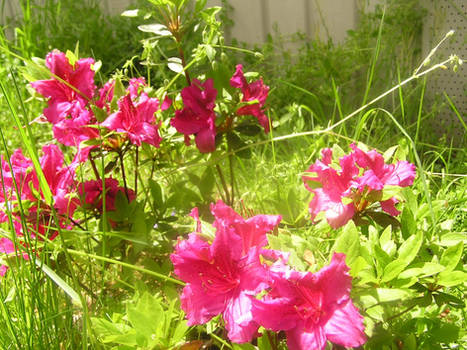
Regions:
[[181, 284, 227, 325], [194, 125, 216, 153], [323, 300, 366, 347], [251, 296, 298, 332], [223, 291, 259, 343], [286, 324, 327, 350], [380, 197, 401, 216]]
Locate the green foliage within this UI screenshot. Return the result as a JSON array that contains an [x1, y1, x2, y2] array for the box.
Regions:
[[0, 0, 465, 349], [92, 292, 188, 348]]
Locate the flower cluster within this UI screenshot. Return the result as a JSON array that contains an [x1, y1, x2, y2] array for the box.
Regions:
[[171, 201, 366, 350], [230, 64, 270, 132], [0, 145, 78, 273], [31, 51, 165, 160], [31, 50, 271, 157], [303, 144, 416, 228], [171, 65, 271, 153]]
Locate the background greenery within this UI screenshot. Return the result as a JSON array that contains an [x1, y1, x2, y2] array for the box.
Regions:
[[0, 0, 465, 349]]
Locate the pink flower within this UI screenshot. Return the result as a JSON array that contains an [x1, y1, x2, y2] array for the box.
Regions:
[[51, 101, 98, 147], [0, 145, 79, 241], [303, 149, 358, 229], [252, 253, 366, 350], [210, 200, 282, 254], [96, 80, 115, 112], [170, 201, 281, 343], [303, 145, 417, 228], [230, 64, 270, 132], [171, 79, 217, 153], [31, 50, 96, 123], [101, 93, 162, 147], [0, 149, 39, 203], [349, 144, 416, 215], [127, 77, 146, 99], [30, 50, 99, 147], [0, 237, 24, 277], [78, 177, 135, 213], [39, 145, 79, 217]]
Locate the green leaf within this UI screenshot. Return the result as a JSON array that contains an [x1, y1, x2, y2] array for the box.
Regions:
[[236, 123, 262, 136], [381, 260, 409, 283], [204, 44, 216, 61], [438, 232, 466, 246], [440, 242, 463, 271], [383, 145, 398, 162], [398, 262, 444, 279], [199, 167, 215, 199], [170, 320, 188, 345], [433, 291, 465, 308], [226, 132, 251, 159], [332, 221, 360, 266], [379, 225, 396, 256], [375, 288, 413, 302], [36, 259, 82, 307], [167, 57, 184, 74], [90, 105, 108, 122], [402, 334, 417, 350], [127, 293, 164, 341], [431, 322, 459, 343], [149, 180, 164, 211], [366, 211, 400, 229], [398, 231, 423, 265], [121, 9, 140, 17], [65, 50, 78, 66], [138, 23, 172, 36], [366, 305, 385, 321], [373, 244, 392, 270], [437, 271, 467, 287], [233, 344, 257, 350], [257, 334, 273, 350], [20, 58, 50, 82], [400, 207, 416, 239], [114, 77, 126, 99]]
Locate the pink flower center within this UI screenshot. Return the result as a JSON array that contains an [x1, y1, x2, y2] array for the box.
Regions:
[[294, 284, 325, 326], [199, 261, 240, 294]]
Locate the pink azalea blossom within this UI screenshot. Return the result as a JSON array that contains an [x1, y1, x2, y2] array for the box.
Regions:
[[30, 50, 95, 122], [96, 80, 115, 112], [0, 237, 29, 276], [0, 145, 78, 242], [30, 50, 99, 147], [230, 64, 270, 132], [101, 93, 162, 147], [31, 50, 95, 113], [252, 253, 366, 350], [78, 177, 135, 213], [40, 144, 79, 217], [210, 200, 281, 254], [303, 145, 416, 228], [51, 101, 98, 147], [171, 79, 218, 153], [171, 201, 281, 343], [303, 149, 358, 229]]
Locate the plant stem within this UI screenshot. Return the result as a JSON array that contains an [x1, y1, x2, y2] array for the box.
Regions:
[[267, 331, 279, 350], [229, 154, 235, 205], [88, 152, 100, 180], [215, 164, 230, 205], [178, 46, 191, 86], [118, 150, 129, 201], [134, 146, 139, 197]]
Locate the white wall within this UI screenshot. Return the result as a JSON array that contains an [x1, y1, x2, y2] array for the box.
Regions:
[[2, 0, 362, 44]]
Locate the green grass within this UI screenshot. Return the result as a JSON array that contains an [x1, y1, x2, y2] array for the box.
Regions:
[[0, 0, 465, 348]]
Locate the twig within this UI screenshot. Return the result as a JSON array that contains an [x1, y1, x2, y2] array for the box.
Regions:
[[118, 151, 130, 201], [215, 164, 230, 205]]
